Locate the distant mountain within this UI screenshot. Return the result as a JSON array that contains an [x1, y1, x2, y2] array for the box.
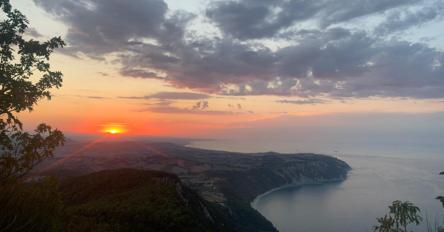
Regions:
[[33, 141, 350, 231]]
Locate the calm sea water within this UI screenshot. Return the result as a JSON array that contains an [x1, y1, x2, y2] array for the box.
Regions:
[[190, 139, 444, 232]]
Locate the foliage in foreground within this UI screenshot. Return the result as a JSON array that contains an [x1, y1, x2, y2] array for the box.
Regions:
[[0, 0, 65, 183], [0, 178, 63, 232], [60, 169, 213, 232], [375, 173, 444, 232], [0, 169, 274, 232], [374, 200, 422, 232], [1, 0, 65, 230]]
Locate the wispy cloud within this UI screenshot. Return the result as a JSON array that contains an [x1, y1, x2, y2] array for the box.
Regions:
[[57, 94, 107, 100], [85, 96, 106, 99], [97, 72, 109, 77], [276, 99, 327, 105], [117, 96, 146, 100], [140, 100, 233, 115], [146, 92, 211, 100], [119, 91, 211, 100]]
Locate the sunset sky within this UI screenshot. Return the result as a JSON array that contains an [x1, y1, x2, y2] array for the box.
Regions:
[[11, 0, 444, 139]]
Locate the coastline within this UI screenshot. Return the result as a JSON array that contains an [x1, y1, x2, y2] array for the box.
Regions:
[[248, 154, 444, 232], [251, 176, 349, 208]]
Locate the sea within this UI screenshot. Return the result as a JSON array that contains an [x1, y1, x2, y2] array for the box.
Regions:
[[190, 138, 444, 232]]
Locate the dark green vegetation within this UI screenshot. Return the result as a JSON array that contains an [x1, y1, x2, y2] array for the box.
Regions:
[[1, 169, 277, 232], [60, 169, 276, 232], [62, 169, 209, 232], [0, 0, 65, 183], [0, 178, 63, 232]]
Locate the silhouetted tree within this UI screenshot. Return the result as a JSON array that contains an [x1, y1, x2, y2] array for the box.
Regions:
[[0, 0, 65, 182], [438, 172, 444, 208], [436, 172, 444, 232], [374, 215, 397, 232], [374, 200, 422, 232], [438, 196, 444, 208], [1, 1, 66, 231]]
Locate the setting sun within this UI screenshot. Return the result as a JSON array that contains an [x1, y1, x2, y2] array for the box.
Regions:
[[101, 123, 127, 135], [105, 128, 121, 135]]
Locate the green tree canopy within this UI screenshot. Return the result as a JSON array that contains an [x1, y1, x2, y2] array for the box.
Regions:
[[0, 0, 65, 182]]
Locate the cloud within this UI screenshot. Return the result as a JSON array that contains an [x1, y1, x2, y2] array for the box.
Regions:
[[25, 27, 43, 38], [226, 29, 444, 98], [191, 100, 209, 110], [205, 0, 416, 39], [119, 67, 166, 79], [276, 99, 327, 105], [97, 72, 109, 77], [142, 100, 233, 115], [118, 92, 211, 100], [147, 106, 233, 115], [85, 96, 106, 99], [206, 0, 320, 40], [317, 0, 416, 27], [35, 0, 444, 99], [33, 0, 193, 57], [61, 94, 107, 99], [117, 96, 144, 100], [375, 2, 444, 35], [146, 92, 211, 100], [118, 37, 277, 92]]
